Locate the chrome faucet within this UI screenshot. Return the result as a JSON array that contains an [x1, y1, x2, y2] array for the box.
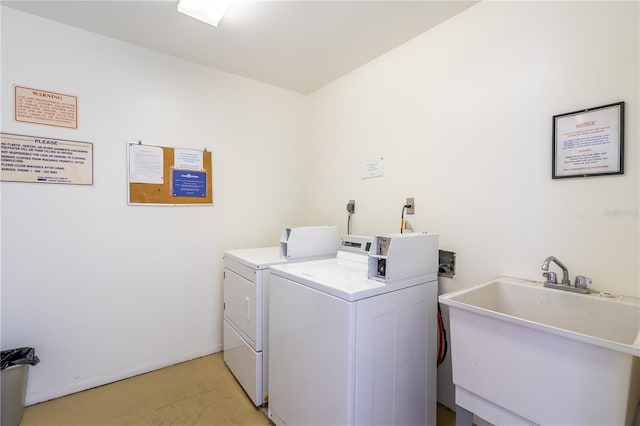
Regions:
[[541, 256, 570, 285], [541, 256, 590, 294]]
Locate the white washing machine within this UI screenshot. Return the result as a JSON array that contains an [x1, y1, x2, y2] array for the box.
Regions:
[[268, 233, 439, 426], [223, 226, 338, 406]]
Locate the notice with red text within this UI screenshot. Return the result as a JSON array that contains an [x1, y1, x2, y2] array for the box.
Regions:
[[554, 105, 620, 177], [14, 86, 78, 129]]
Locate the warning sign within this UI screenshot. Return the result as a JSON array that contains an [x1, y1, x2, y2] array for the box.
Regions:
[[14, 86, 78, 129]]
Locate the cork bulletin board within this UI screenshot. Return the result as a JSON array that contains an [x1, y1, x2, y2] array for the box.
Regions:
[[128, 143, 212, 205]]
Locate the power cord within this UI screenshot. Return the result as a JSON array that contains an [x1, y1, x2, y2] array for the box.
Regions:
[[437, 302, 448, 367], [400, 204, 412, 233]]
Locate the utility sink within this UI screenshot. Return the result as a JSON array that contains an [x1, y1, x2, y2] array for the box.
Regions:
[[439, 276, 640, 425]]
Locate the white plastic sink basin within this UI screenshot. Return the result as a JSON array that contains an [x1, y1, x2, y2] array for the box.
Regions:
[[440, 276, 640, 425], [443, 276, 640, 355]]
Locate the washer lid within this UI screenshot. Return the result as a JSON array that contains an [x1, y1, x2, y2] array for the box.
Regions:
[[224, 246, 340, 270], [271, 258, 436, 302], [223, 247, 289, 270]]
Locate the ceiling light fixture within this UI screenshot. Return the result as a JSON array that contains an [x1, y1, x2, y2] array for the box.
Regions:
[[177, 0, 234, 27]]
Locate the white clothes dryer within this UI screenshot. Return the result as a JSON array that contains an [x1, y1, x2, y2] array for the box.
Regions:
[[223, 246, 288, 407], [223, 226, 338, 406]]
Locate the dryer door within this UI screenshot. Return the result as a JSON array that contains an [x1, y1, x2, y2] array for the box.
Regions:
[[224, 268, 258, 350]]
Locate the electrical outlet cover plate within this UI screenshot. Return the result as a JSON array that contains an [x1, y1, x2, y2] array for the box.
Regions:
[[406, 198, 414, 215]]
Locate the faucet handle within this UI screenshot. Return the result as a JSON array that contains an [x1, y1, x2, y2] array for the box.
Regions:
[[575, 275, 591, 289], [543, 271, 557, 284]]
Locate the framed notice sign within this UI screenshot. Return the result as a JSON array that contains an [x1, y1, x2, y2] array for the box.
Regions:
[[1, 133, 93, 185], [14, 86, 78, 129], [552, 102, 624, 179]]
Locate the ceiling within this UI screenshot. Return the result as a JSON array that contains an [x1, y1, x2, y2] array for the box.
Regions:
[[2, 1, 477, 94]]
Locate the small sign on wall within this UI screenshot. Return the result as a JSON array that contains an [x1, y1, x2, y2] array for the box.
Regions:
[[361, 157, 384, 178], [172, 169, 207, 197], [14, 85, 78, 129], [1, 133, 93, 185]]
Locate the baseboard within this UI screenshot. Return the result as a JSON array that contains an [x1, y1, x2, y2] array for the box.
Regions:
[[26, 343, 222, 405]]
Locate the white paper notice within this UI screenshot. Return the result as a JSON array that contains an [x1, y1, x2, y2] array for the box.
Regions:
[[174, 148, 203, 171], [129, 144, 163, 184], [361, 158, 384, 178]]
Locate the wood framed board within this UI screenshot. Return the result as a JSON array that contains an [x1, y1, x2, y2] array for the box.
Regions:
[[128, 143, 212, 205]]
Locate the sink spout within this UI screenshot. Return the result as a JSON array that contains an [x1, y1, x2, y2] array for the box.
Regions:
[[541, 256, 570, 285]]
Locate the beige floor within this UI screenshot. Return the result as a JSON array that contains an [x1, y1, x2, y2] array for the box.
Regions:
[[21, 353, 456, 426]]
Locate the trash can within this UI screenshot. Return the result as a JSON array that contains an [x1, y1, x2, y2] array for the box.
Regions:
[[1, 348, 40, 426]]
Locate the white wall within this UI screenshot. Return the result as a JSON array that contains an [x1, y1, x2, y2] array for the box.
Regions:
[[305, 1, 639, 297], [1, 6, 308, 404], [304, 1, 638, 409]]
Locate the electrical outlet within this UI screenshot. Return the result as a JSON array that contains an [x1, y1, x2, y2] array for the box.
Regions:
[[405, 198, 414, 215], [346, 200, 355, 214]]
